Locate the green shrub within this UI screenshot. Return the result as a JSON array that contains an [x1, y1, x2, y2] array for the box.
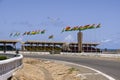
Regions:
[[0, 55, 7, 60], [68, 67, 78, 74]]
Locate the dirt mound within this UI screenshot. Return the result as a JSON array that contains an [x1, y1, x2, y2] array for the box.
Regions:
[[11, 58, 80, 80]]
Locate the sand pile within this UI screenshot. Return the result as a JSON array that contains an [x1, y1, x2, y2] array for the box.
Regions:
[[11, 58, 80, 80]]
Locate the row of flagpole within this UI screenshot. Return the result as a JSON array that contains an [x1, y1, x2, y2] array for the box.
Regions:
[[9, 23, 101, 37], [8, 23, 101, 43], [9, 30, 46, 37], [62, 23, 101, 32], [9, 30, 54, 39]]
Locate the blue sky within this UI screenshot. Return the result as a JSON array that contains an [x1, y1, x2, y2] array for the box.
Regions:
[[0, 0, 120, 49]]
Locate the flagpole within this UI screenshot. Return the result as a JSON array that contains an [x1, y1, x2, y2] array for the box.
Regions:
[[52, 36, 55, 54], [50, 38, 54, 54], [53, 39, 54, 54], [48, 35, 54, 54]]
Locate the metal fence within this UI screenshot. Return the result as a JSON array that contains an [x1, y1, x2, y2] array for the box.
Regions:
[[0, 54, 23, 80]]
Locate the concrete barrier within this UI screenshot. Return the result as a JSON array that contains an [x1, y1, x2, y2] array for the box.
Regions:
[[20, 51, 50, 55], [61, 52, 120, 58], [0, 54, 23, 80]]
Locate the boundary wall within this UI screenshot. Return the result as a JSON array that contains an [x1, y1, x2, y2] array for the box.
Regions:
[[0, 54, 23, 80]]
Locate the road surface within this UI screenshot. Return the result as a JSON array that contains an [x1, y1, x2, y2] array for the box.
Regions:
[[23, 54, 120, 80]]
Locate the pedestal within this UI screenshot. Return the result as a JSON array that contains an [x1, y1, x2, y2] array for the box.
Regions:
[[77, 31, 83, 53]]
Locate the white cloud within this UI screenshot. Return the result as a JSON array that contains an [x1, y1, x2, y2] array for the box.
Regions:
[[64, 34, 74, 42]]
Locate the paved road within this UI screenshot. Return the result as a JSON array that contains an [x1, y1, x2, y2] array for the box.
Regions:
[[24, 54, 120, 80]]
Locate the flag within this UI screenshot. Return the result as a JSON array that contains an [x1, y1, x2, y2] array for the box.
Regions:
[[31, 31, 36, 35], [71, 26, 79, 31], [17, 32, 20, 36], [78, 26, 86, 31], [78, 26, 82, 31], [41, 30, 45, 34], [84, 24, 90, 29], [88, 24, 95, 29], [48, 35, 54, 39], [36, 30, 41, 34], [65, 26, 71, 31], [27, 31, 31, 35], [22, 32, 27, 36], [14, 32, 20, 37], [61, 28, 65, 33], [13, 33, 17, 37], [9, 33, 13, 37], [96, 23, 101, 28]]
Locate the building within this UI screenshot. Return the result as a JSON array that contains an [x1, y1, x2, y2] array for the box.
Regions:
[[0, 40, 18, 53], [22, 40, 101, 53], [0, 40, 101, 53]]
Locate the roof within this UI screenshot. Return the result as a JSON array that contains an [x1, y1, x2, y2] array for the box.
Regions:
[[24, 40, 100, 46], [70, 42, 100, 46], [0, 40, 19, 44], [24, 40, 65, 45], [0, 40, 100, 46]]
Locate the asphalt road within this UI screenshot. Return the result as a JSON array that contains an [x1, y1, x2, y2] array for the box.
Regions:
[[24, 54, 120, 80]]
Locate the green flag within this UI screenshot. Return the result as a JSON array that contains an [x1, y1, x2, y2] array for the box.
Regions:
[[88, 24, 95, 29], [41, 30, 45, 34], [78, 26, 86, 31]]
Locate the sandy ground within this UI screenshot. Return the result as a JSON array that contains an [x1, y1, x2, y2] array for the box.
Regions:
[[11, 58, 80, 80]]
